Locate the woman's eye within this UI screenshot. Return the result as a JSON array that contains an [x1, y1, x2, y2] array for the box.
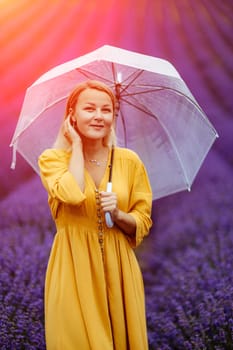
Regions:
[[84, 107, 94, 112], [102, 108, 112, 113]]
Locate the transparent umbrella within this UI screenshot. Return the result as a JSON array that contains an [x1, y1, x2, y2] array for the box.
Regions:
[[10, 45, 218, 200]]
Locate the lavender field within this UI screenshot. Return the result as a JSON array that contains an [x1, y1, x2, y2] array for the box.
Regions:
[[1, 151, 233, 349], [1, 1, 233, 349]]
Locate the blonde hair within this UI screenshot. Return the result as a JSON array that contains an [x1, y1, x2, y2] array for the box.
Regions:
[[65, 80, 117, 146]]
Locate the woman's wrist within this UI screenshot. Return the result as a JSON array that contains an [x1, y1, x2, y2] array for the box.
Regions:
[[111, 207, 120, 222], [53, 138, 70, 150], [111, 209, 136, 237], [72, 139, 83, 150]]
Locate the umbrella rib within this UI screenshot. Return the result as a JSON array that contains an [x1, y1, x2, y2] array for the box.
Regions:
[[110, 63, 146, 97], [158, 120, 191, 189], [119, 70, 145, 95], [122, 86, 202, 114], [118, 107, 128, 147], [10, 97, 68, 144], [121, 87, 165, 97], [121, 86, 217, 133], [76, 68, 114, 86], [120, 85, 205, 115], [121, 97, 158, 119], [111, 62, 118, 83], [121, 98, 191, 188], [123, 92, 192, 187]]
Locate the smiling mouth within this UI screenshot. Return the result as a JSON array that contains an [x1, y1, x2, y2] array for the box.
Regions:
[[90, 125, 104, 128]]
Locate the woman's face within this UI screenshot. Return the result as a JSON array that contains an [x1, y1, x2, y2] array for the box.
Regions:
[[72, 88, 114, 141]]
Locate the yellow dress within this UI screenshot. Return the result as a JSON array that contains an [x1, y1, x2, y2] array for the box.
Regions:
[[38, 147, 152, 350]]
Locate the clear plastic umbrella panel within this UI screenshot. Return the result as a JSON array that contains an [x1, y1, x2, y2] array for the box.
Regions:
[[10, 45, 218, 200]]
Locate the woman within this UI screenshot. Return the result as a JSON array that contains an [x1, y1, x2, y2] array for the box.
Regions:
[[38, 80, 152, 350]]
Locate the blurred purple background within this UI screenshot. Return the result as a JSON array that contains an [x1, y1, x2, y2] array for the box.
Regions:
[[1, 1, 233, 348], [1, 0, 232, 198]]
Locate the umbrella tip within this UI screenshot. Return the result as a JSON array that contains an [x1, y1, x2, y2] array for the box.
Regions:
[[117, 72, 122, 83], [10, 161, 16, 170], [10, 143, 17, 170]]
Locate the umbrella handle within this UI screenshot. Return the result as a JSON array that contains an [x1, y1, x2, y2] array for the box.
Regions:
[[105, 182, 114, 228]]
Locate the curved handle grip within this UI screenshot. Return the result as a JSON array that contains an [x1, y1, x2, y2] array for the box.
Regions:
[[105, 212, 114, 228], [105, 182, 114, 228]]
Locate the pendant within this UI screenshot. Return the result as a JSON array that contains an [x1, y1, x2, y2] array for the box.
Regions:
[[89, 159, 101, 166]]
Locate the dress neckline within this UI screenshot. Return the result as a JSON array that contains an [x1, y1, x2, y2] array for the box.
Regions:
[[84, 147, 112, 190]]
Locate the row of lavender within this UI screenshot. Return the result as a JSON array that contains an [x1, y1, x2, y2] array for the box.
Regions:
[[0, 180, 50, 349], [1, 1, 233, 349], [0, 152, 232, 349], [138, 152, 233, 349]]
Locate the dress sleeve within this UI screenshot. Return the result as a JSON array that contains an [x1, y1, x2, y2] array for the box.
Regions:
[[127, 157, 153, 248], [38, 149, 86, 207]]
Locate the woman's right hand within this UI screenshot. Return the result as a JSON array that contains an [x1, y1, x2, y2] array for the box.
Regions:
[[53, 115, 82, 150], [65, 116, 82, 147]]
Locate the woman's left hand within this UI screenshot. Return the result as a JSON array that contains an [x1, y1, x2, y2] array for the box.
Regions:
[[100, 191, 119, 220], [100, 191, 136, 236]]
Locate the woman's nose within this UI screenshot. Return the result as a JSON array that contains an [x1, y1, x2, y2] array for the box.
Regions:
[[94, 109, 103, 120]]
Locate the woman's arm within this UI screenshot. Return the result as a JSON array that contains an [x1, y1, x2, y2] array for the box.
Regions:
[[68, 140, 84, 192], [112, 207, 136, 236], [100, 153, 152, 246], [53, 117, 85, 192]]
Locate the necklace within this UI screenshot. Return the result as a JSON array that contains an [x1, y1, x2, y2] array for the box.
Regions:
[[88, 159, 107, 167]]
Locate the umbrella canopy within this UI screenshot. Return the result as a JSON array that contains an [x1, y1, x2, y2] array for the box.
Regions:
[[10, 45, 218, 200]]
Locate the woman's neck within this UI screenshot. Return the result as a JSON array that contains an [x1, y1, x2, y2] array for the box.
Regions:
[[83, 140, 109, 160]]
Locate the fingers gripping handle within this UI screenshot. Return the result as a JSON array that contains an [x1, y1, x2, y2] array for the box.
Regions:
[[105, 182, 114, 228]]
